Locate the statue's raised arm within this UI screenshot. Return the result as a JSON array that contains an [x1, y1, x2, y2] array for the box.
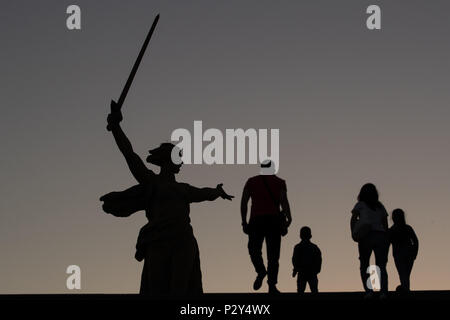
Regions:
[[107, 100, 152, 184]]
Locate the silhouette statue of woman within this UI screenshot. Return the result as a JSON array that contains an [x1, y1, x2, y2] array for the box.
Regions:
[[100, 101, 233, 295]]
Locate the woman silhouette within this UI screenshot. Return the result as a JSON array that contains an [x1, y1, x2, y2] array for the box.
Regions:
[[100, 101, 233, 295], [350, 183, 389, 299]]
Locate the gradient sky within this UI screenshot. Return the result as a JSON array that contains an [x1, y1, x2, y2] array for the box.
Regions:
[[1, 0, 449, 293]]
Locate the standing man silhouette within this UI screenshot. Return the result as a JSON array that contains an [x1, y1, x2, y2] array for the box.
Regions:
[[241, 160, 292, 293]]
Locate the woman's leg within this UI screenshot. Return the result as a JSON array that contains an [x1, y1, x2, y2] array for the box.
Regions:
[[373, 233, 389, 294], [358, 238, 372, 292]]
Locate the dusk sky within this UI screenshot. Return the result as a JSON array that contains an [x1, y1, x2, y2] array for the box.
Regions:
[[1, 0, 449, 293]]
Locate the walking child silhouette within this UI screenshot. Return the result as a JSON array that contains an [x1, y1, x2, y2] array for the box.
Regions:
[[389, 208, 419, 293], [292, 226, 322, 293]]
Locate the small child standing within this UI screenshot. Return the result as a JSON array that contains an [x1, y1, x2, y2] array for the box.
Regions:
[[389, 208, 419, 292], [292, 226, 322, 293]]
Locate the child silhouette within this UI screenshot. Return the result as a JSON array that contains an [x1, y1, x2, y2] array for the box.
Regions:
[[389, 209, 419, 292], [292, 226, 322, 293]]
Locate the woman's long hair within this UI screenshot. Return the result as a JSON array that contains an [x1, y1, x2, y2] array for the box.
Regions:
[[358, 183, 381, 210]]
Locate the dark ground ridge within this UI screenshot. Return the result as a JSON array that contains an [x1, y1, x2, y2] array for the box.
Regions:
[[1, 290, 449, 301]]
